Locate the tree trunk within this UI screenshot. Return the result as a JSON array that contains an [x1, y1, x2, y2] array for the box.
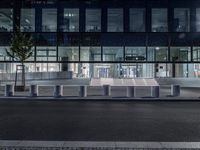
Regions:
[[21, 63, 25, 91]]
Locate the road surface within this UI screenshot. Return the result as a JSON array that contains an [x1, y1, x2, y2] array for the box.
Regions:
[[0, 100, 199, 141]]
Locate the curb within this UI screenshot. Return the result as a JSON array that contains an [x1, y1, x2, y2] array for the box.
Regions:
[[0, 96, 199, 102]]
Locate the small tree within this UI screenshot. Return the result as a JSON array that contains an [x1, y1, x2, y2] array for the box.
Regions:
[[6, 28, 33, 91]]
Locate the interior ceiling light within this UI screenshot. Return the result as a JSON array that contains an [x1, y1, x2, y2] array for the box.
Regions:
[[25, 19, 30, 24], [155, 47, 160, 50]]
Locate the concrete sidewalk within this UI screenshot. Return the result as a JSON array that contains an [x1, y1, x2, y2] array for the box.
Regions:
[[1, 78, 200, 99], [1, 141, 200, 149]]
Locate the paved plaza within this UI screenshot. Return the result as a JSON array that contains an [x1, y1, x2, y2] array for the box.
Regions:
[[0, 78, 200, 99], [0, 85, 199, 99]]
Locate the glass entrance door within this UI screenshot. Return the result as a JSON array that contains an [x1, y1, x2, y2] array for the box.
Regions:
[[122, 64, 143, 78], [98, 68, 109, 78]]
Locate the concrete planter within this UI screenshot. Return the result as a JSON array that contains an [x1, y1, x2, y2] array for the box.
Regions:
[[5, 84, 14, 97], [54, 85, 63, 97], [103, 85, 111, 96], [29, 85, 38, 97]]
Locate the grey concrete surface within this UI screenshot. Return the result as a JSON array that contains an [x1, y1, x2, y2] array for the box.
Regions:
[[0, 85, 199, 98], [2, 141, 200, 149], [156, 78, 200, 87]]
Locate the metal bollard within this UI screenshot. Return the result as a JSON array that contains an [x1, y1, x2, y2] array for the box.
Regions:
[[79, 85, 87, 97], [54, 85, 63, 97], [171, 84, 180, 97], [126, 86, 135, 98], [103, 85, 111, 96], [5, 84, 14, 97], [29, 85, 38, 97], [151, 86, 160, 98]]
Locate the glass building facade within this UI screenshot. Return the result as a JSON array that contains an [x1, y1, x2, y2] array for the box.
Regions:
[[1, 0, 200, 79]]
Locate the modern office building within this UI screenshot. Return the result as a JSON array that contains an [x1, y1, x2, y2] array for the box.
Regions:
[[0, 0, 200, 79]]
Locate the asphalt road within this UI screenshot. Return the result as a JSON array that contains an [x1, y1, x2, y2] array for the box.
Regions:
[[0, 100, 200, 141]]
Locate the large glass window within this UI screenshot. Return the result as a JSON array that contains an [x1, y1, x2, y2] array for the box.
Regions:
[[174, 8, 190, 32], [0, 47, 34, 62], [0, 46, 12, 61], [129, 8, 145, 32], [152, 9, 168, 32], [36, 47, 57, 61], [58, 33, 80, 46], [174, 63, 190, 77], [20, 9, 35, 32], [196, 9, 200, 32], [170, 47, 191, 61], [103, 47, 123, 61], [193, 47, 200, 61], [194, 64, 200, 77], [42, 9, 57, 32], [58, 47, 79, 61], [125, 47, 146, 61], [63, 9, 79, 32], [80, 47, 101, 61], [27, 63, 60, 72], [107, 9, 123, 32], [25, 47, 35, 61], [0, 9, 13, 32], [148, 47, 168, 61], [86, 9, 101, 32]]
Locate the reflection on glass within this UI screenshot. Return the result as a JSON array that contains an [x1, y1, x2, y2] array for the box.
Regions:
[[129, 8, 145, 32], [80, 47, 101, 61], [86, 9, 101, 32], [36, 33, 57, 46], [148, 47, 168, 61], [193, 47, 200, 61], [194, 64, 200, 78], [103, 47, 123, 61], [34, 63, 60, 72], [42, 9, 57, 32], [21, 9, 35, 32], [36, 47, 57, 61], [25, 48, 35, 61], [63, 9, 79, 32], [174, 63, 191, 77], [152, 9, 168, 32], [0, 9, 13, 32], [125, 47, 146, 61], [170, 47, 191, 61], [174, 8, 190, 32], [58, 47, 79, 61], [196, 9, 200, 32], [0, 46, 12, 61], [107, 9, 123, 32]]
